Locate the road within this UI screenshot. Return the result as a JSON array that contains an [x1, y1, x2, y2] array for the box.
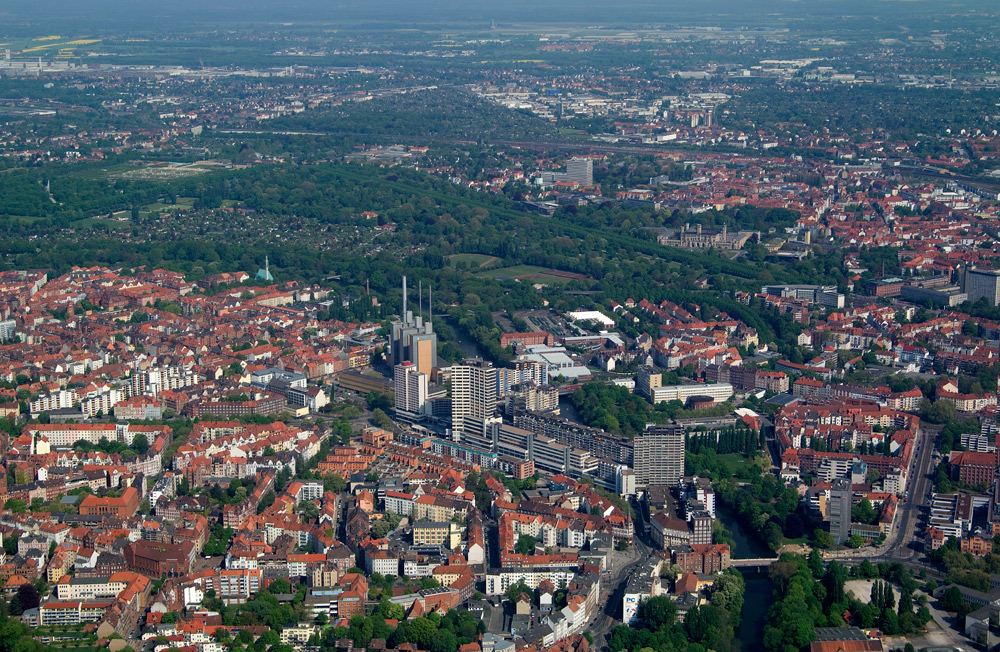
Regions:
[[823, 423, 937, 565], [878, 423, 937, 561], [586, 534, 654, 651]]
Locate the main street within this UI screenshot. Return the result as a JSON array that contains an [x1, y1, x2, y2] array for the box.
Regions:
[[824, 423, 938, 564], [586, 534, 655, 651]]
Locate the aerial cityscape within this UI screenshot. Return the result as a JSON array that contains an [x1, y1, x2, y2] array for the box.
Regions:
[[0, 1, 998, 651]]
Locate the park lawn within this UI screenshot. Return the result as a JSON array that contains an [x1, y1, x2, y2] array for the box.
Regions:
[[0, 214, 49, 224], [715, 453, 751, 475], [448, 253, 496, 267], [782, 535, 810, 547], [478, 264, 591, 285]]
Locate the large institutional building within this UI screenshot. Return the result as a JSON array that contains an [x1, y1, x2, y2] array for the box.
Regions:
[[658, 224, 755, 251], [964, 267, 1000, 306]]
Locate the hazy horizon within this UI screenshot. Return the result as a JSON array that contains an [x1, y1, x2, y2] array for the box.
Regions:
[[0, 0, 989, 33]]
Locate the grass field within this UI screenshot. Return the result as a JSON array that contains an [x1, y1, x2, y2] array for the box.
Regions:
[[715, 453, 751, 474], [478, 264, 591, 285], [448, 253, 497, 268]]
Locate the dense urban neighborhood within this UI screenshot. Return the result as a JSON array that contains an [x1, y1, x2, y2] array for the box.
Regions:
[[0, 2, 1000, 652]]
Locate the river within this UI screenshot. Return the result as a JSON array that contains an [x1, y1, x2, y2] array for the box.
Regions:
[[716, 504, 772, 559], [715, 506, 774, 652], [441, 315, 487, 358], [737, 574, 774, 652]]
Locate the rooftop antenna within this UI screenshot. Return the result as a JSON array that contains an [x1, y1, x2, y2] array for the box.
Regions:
[[429, 285, 433, 324], [419, 279, 423, 317], [402, 275, 407, 317]]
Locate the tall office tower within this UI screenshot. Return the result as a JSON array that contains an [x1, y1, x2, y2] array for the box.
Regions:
[[566, 157, 594, 186], [394, 362, 428, 422], [965, 267, 1000, 306], [633, 424, 685, 487], [450, 358, 499, 437], [390, 276, 438, 377], [829, 478, 853, 545]]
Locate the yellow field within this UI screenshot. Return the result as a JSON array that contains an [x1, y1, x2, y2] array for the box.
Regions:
[[23, 43, 64, 53], [21, 38, 101, 54], [33, 35, 61, 41]]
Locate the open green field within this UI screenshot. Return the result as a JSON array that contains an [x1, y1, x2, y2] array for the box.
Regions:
[[715, 453, 751, 474], [448, 253, 497, 268], [477, 264, 591, 285], [0, 35, 105, 59]]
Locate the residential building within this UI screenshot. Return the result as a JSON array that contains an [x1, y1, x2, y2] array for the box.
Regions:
[[450, 358, 499, 436], [829, 478, 852, 545], [634, 425, 685, 486]]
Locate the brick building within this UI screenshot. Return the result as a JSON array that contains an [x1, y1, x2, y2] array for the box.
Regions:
[[950, 451, 996, 486], [673, 544, 732, 574], [124, 540, 195, 577], [79, 487, 141, 518]]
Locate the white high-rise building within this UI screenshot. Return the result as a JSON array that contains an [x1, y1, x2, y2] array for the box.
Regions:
[[450, 358, 498, 437], [965, 267, 1000, 306], [394, 362, 428, 422], [565, 157, 594, 186]]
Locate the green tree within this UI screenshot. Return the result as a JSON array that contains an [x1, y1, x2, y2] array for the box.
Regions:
[[709, 570, 745, 618], [298, 501, 320, 522], [814, 529, 834, 549], [131, 433, 150, 455], [940, 586, 967, 613], [852, 498, 877, 525], [4, 499, 26, 513], [514, 535, 536, 555], [638, 595, 677, 630]]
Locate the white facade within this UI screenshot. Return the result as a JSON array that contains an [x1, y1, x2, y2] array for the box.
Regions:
[[450, 359, 498, 435], [485, 569, 577, 596], [394, 363, 428, 416], [649, 383, 734, 405]]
